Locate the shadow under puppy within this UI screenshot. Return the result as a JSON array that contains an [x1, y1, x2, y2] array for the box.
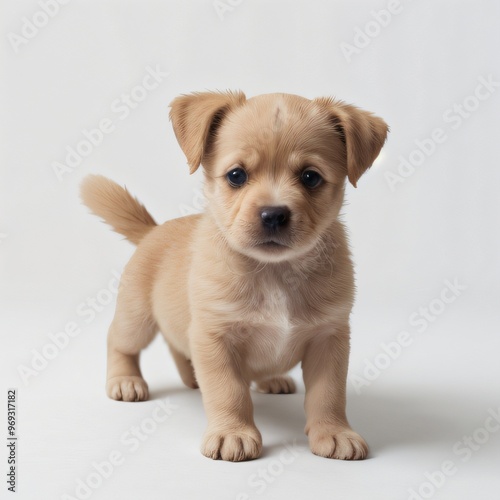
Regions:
[[81, 91, 388, 462]]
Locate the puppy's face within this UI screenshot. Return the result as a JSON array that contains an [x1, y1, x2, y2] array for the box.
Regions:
[[170, 92, 388, 263], [204, 95, 347, 262]]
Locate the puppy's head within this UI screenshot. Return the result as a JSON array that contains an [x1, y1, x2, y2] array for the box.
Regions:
[[170, 91, 388, 263]]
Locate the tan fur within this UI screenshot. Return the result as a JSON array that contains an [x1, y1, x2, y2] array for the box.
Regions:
[[80, 175, 157, 245], [81, 91, 388, 462]]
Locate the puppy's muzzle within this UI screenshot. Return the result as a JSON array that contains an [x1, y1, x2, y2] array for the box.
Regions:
[[260, 206, 291, 231]]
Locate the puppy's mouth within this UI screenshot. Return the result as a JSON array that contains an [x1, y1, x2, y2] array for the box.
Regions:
[[254, 239, 290, 251]]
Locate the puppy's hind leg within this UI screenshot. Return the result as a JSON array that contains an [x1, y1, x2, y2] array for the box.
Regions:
[[255, 375, 296, 394], [168, 344, 198, 389], [106, 304, 157, 402]]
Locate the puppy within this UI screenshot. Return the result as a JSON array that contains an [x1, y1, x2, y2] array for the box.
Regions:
[[81, 91, 388, 462]]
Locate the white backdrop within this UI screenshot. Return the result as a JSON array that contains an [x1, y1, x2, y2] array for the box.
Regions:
[[1, 1, 499, 499]]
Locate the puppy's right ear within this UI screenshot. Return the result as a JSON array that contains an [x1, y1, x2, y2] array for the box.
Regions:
[[169, 91, 246, 174]]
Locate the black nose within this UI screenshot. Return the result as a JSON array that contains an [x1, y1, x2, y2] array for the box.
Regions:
[[260, 206, 291, 230]]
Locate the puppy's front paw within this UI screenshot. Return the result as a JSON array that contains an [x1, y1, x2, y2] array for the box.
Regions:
[[308, 425, 368, 460], [255, 375, 296, 394], [107, 376, 149, 402], [202, 427, 262, 462]]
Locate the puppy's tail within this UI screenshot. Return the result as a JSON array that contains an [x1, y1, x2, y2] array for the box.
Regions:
[[80, 175, 157, 245]]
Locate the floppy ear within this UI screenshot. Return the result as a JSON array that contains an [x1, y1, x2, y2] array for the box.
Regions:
[[314, 97, 389, 187], [169, 90, 247, 174]]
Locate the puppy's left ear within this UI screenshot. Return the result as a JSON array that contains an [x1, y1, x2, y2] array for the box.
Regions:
[[314, 98, 389, 187], [169, 90, 246, 174]]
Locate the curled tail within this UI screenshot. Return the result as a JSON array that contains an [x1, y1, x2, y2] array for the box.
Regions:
[[80, 175, 157, 245]]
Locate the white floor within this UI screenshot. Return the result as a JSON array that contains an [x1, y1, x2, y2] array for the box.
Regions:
[[2, 298, 499, 500]]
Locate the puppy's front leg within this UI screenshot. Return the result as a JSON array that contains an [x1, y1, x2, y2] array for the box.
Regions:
[[303, 328, 368, 460], [191, 323, 262, 462]]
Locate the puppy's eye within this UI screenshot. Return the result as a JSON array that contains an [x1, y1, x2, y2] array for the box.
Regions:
[[301, 169, 323, 189], [226, 166, 248, 188]]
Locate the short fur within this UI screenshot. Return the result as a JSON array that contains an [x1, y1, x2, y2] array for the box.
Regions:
[[81, 91, 388, 462]]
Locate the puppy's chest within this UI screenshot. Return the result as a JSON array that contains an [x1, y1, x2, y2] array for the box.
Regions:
[[242, 286, 301, 365], [249, 286, 293, 330]]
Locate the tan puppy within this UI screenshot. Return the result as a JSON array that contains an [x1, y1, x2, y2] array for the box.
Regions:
[[81, 91, 388, 462]]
